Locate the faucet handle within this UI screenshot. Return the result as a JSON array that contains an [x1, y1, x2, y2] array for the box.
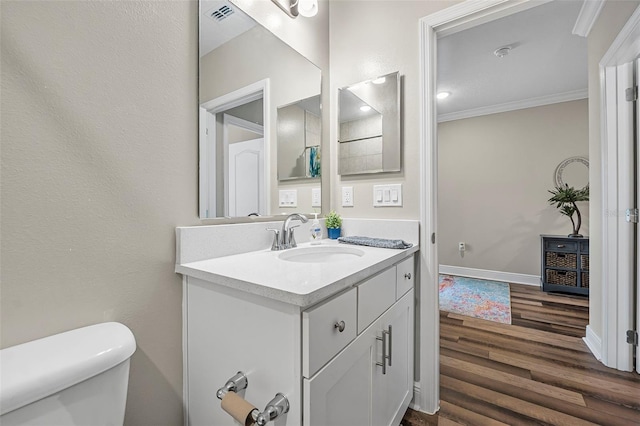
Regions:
[[266, 228, 281, 251], [288, 225, 300, 248]]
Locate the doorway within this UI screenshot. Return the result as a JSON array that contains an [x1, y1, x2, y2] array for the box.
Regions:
[[418, 0, 640, 414], [199, 79, 270, 218]]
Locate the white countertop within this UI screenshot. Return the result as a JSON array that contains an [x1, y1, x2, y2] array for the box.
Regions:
[[176, 239, 418, 308]]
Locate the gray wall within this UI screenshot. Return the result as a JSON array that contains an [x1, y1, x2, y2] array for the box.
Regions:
[[438, 100, 589, 276], [1, 1, 197, 424], [1, 1, 330, 423], [330, 0, 462, 219]]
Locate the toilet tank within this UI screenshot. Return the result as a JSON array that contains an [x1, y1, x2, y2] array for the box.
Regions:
[[0, 322, 136, 426]]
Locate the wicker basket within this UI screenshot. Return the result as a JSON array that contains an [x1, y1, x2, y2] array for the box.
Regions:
[[546, 252, 577, 269], [546, 269, 577, 287], [581, 255, 589, 271], [582, 272, 589, 288]]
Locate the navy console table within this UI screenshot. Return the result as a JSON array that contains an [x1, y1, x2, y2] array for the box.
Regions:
[[540, 235, 589, 296]]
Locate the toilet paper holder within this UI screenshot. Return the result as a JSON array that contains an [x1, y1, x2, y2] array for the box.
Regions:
[[216, 371, 248, 399], [216, 372, 290, 426]]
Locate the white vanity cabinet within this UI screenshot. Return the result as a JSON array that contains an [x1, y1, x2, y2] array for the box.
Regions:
[[182, 251, 415, 426], [303, 290, 413, 426]]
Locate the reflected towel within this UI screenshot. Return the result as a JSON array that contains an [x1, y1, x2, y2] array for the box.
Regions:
[[337, 236, 413, 249]]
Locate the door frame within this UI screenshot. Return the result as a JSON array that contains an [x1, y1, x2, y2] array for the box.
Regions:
[[199, 79, 270, 218], [418, 0, 555, 413], [599, 6, 640, 372]]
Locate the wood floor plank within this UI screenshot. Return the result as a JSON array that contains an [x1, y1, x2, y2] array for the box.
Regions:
[[441, 375, 599, 425], [403, 281, 640, 426], [511, 301, 590, 318], [441, 354, 587, 406], [583, 395, 640, 423], [489, 346, 640, 392], [439, 387, 540, 425], [438, 400, 509, 426], [440, 359, 638, 425]]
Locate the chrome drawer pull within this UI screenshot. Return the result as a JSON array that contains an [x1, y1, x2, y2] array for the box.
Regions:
[[404, 273, 412, 280], [334, 321, 346, 333], [376, 330, 388, 375], [387, 326, 392, 367], [557, 244, 566, 248], [376, 327, 392, 374]]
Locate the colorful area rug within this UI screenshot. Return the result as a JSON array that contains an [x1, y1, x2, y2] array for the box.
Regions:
[[439, 275, 512, 324]]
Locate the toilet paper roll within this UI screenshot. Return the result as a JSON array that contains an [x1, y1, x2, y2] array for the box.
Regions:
[[221, 391, 257, 426]]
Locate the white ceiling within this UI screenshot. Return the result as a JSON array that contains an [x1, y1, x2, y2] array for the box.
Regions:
[[436, 0, 587, 121], [200, 0, 255, 58]]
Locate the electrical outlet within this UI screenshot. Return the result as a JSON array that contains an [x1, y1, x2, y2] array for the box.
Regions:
[[311, 187, 321, 207], [458, 242, 466, 251], [342, 186, 354, 207]]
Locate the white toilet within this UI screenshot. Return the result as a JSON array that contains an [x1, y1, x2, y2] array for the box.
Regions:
[[0, 322, 136, 426]]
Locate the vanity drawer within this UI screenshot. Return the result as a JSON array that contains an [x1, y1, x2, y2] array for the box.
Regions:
[[396, 256, 414, 299], [303, 287, 357, 378], [357, 267, 397, 333]]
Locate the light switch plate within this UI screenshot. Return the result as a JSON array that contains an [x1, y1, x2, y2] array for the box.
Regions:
[[342, 186, 354, 207], [311, 187, 321, 207], [373, 184, 402, 207], [279, 189, 298, 207]]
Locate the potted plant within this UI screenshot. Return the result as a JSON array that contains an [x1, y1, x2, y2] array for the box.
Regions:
[[547, 184, 590, 238], [325, 210, 342, 240]]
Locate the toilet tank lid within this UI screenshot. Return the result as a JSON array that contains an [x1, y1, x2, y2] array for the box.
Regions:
[[0, 322, 136, 416]]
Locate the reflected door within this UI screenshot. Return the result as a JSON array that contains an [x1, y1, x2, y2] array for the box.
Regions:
[[227, 138, 265, 217]]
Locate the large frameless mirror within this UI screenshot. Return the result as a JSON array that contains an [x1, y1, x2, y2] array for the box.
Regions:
[[338, 71, 401, 175], [199, 0, 322, 219]]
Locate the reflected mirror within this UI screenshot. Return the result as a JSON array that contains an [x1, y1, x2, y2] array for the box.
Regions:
[[338, 71, 400, 175], [277, 95, 321, 181], [199, 0, 322, 219]]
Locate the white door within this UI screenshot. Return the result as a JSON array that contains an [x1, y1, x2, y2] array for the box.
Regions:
[[303, 328, 375, 426], [227, 137, 265, 217], [372, 291, 414, 426]]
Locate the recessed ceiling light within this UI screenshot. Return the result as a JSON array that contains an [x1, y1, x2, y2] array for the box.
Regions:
[[372, 77, 386, 85], [494, 46, 512, 58], [437, 92, 450, 100], [360, 105, 372, 112]]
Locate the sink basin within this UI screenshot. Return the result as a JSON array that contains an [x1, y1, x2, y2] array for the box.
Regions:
[[278, 246, 365, 263]]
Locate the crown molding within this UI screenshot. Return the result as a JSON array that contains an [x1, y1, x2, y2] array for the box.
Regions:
[[572, 0, 606, 37], [437, 88, 588, 123]]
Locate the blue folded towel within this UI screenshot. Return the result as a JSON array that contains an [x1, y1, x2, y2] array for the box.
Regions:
[[337, 236, 413, 249]]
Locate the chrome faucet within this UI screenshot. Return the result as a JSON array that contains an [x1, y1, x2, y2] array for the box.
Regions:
[[267, 213, 308, 251]]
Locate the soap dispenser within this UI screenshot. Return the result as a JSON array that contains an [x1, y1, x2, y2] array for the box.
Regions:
[[310, 213, 322, 245]]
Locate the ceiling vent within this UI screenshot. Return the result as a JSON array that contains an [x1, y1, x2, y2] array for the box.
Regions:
[[209, 4, 234, 22]]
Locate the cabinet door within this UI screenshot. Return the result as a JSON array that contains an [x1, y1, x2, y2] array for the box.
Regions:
[[303, 327, 376, 426], [372, 290, 414, 426]]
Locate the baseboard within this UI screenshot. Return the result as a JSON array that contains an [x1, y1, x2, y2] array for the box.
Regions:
[[583, 325, 602, 361], [409, 381, 440, 415], [439, 265, 540, 286], [409, 381, 421, 411]]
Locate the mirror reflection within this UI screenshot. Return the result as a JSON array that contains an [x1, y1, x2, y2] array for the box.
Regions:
[[277, 95, 321, 181], [199, 0, 322, 219], [338, 71, 401, 175]]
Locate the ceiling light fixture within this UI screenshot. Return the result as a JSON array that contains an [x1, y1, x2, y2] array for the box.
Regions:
[[436, 92, 450, 100], [271, 0, 318, 18], [298, 0, 318, 17], [372, 77, 386, 85], [494, 46, 512, 58], [360, 105, 372, 112]]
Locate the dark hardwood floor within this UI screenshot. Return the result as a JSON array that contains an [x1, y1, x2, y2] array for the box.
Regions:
[[402, 283, 640, 425]]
